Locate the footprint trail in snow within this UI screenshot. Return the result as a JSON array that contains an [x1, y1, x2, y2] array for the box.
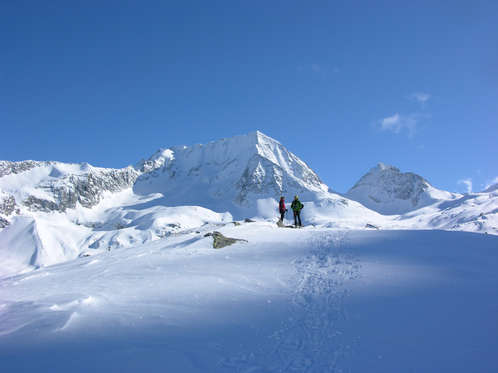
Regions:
[[220, 231, 360, 373]]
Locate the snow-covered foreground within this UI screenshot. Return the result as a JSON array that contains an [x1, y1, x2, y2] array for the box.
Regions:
[[1, 222, 497, 372]]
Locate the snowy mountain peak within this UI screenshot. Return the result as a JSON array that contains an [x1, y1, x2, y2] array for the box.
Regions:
[[136, 131, 276, 173], [375, 162, 397, 172], [133, 131, 329, 216], [347, 164, 459, 215]]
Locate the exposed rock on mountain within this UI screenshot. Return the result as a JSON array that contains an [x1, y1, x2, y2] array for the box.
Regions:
[[0, 161, 139, 213]]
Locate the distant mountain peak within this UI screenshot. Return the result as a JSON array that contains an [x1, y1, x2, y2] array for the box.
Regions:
[[347, 164, 458, 215], [374, 162, 399, 172]]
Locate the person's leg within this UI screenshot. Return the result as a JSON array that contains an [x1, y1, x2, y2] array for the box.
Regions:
[[294, 211, 297, 226], [297, 211, 302, 226], [280, 211, 285, 221]]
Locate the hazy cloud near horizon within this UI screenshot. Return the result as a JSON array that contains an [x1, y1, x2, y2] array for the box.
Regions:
[[458, 178, 473, 193]]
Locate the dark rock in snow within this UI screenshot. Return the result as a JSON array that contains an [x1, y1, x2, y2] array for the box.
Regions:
[[206, 231, 248, 249], [0, 194, 17, 216], [276, 220, 297, 228], [365, 223, 380, 230], [0, 216, 9, 228]]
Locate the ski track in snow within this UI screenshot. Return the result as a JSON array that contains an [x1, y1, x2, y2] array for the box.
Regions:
[[220, 231, 360, 373]]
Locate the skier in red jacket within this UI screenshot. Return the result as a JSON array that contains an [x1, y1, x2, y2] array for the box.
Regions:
[[279, 196, 287, 222]]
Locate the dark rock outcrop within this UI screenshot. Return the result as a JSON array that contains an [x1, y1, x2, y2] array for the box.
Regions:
[[0, 194, 18, 216], [204, 231, 248, 249]]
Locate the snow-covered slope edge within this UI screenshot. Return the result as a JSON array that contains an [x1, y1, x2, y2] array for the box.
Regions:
[[393, 188, 498, 235]]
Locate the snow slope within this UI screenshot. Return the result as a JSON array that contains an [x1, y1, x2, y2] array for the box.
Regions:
[[0, 161, 233, 278], [393, 188, 498, 234], [0, 190, 232, 278], [1, 223, 497, 372], [347, 163, 460, 215]]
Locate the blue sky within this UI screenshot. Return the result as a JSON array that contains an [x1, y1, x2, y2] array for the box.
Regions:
[[1, 0, 497, 193]]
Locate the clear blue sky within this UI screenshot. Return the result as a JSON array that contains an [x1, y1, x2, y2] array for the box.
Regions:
[[1, 0, 497, 193]]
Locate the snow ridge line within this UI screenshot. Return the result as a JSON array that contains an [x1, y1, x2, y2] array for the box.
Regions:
[[220, 231, 360, 373]]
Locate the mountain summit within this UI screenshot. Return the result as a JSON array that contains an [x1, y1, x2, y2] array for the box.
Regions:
[[134, 131, 329, 216], [346, 163, 459, 215]]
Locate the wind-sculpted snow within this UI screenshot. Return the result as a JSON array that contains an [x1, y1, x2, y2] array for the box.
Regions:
[[0, 192, 232, 277], [1, 226, 497, 373]]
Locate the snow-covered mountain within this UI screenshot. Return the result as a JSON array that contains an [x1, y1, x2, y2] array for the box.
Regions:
[[346, 163, 460, 215], [0, 161, 232, 277], [346, 163, 498, 234], [132, 131, 382, 226], [0, 132, 497, 278], [0, 160, 139, 217], [0, 132, 381, 277], [134, 131, 330, 216]]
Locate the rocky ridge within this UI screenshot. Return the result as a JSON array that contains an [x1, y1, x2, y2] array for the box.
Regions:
[[0, 161, 139, 226]]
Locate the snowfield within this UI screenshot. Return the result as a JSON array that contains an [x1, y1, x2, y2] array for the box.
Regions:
[[1, 222, 497, 372], [1, 132, 498, 372]]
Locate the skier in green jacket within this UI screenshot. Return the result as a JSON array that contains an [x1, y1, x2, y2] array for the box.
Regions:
[[291, 195, 304, 227]]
